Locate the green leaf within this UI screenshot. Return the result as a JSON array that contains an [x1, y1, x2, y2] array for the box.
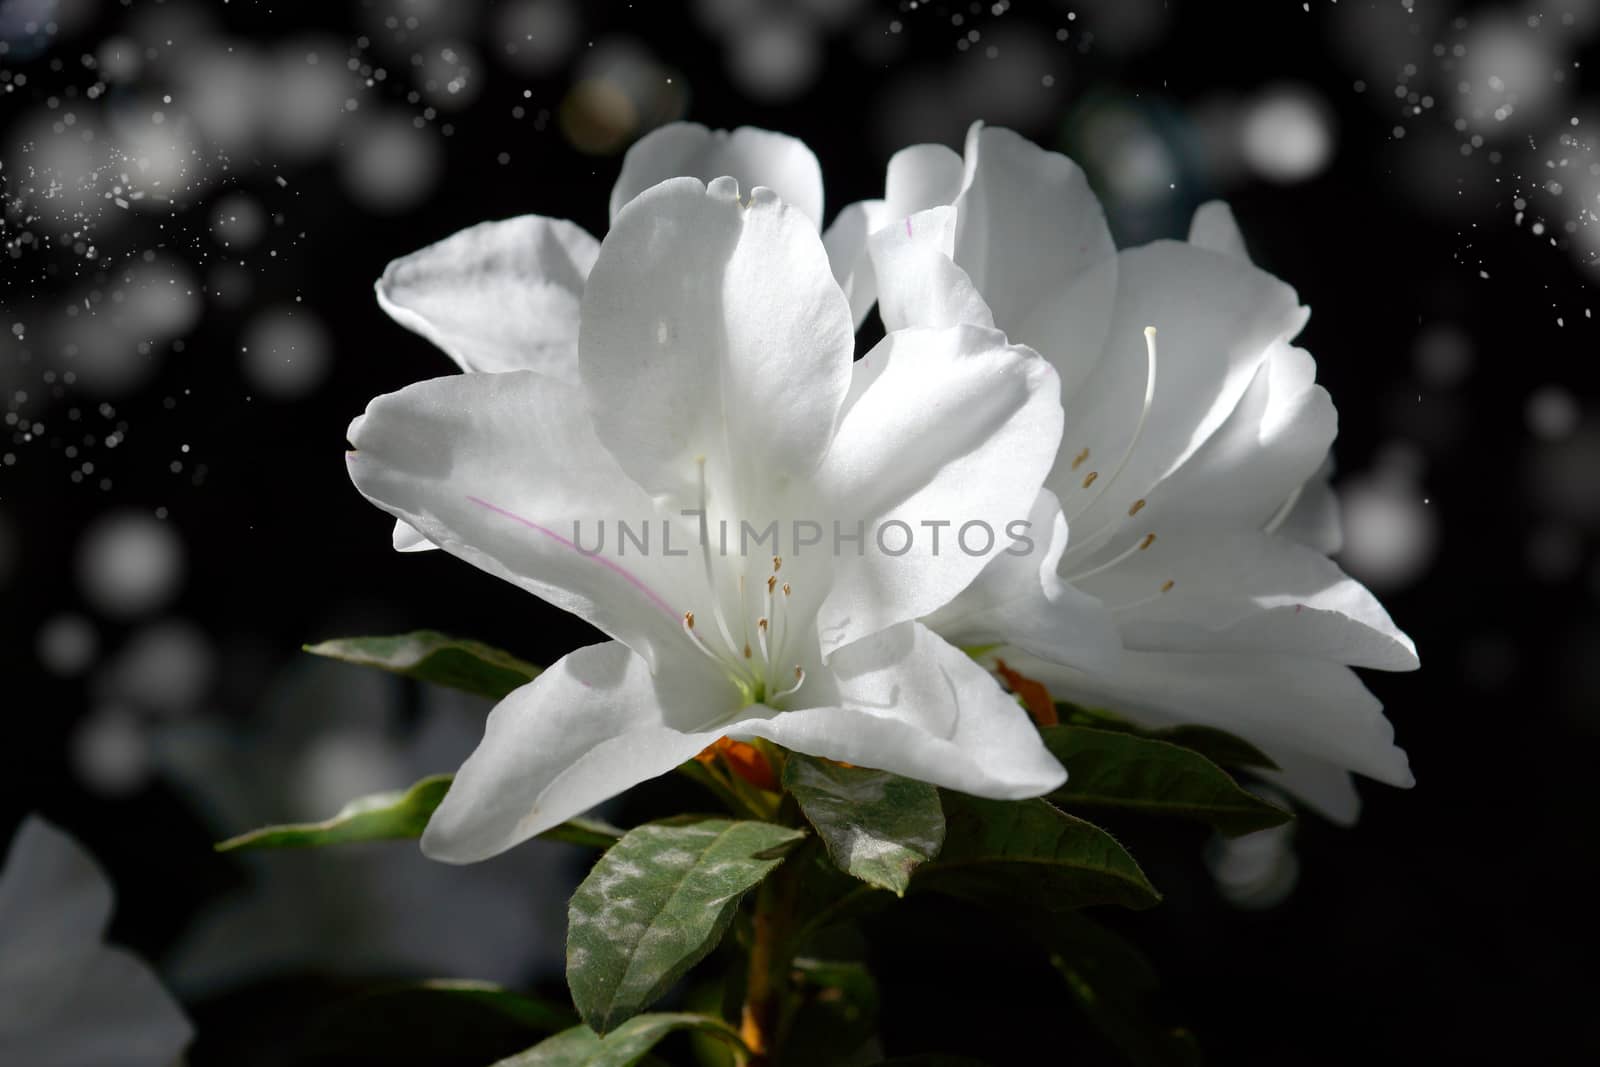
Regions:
[[567, 816, 806, 1034], [378, 979, 576, 1032], [1056, 702, 1278, 771], [538, 816, 628, 849], [215, 775, 452, 851], [1147, 725, 1278, 771], [914, 794, 1159, 912], [301, 979, 574, 1066], [216, 776, 621, 852], [1042, 725, 1292, 837], [494, 1013, 749, 1067], [782, 755, 944, 896], [1050, 914, 1202, 1067], [304, 630, 541, 700]]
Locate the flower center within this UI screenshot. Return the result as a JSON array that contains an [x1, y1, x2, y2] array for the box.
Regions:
[[679, 458, 807, 708]]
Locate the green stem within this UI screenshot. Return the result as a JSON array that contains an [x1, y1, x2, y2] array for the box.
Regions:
[[739, 799, 809, 1066], [677, 759, 765, 820]]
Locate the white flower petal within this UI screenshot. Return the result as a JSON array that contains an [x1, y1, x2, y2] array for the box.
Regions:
[[815, 324, 1063, 654], [821, 143, 963, 329], [866, 206, 994, 332], [953, 123, 1119, 398], [1188, 200, 1250, 260], [609, 123, 824, 228], [1276, 472, 1344, 555], [10, 946, 193, 1067], [1019, 648, 1412, 790], [376, 215, 598, 379], [1051, 241, 1303, 547], [884, 142, 966, 218], [923, 489, 1122, 670], [822, 198, 886, 328], [581, 177, 854, 499], [1081, 530, 1418, 671], [1080, 342, 1335, 551], [730, 622, 1064, 798], [392, 518, 435, 552], [0, 817, 112, 1028], [347, 371, 701, 669], [1254, 749, 1363, 825], [422, 641, 726, 863]]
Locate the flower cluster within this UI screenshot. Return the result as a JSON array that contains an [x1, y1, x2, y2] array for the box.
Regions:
[[346, 121, 1416, 863]]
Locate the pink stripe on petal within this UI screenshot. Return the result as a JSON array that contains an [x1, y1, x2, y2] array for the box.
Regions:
[[465, 495, 680, 621]]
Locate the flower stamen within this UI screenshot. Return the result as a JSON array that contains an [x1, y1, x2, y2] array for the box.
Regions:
[[770, 666, 806, 701], [695, 457, 747, 675], [681, 464, 808, 708], [1065, 530, 1157, 583], [1065, 325, 1160, 526], [1105, 577, 1177, 614]]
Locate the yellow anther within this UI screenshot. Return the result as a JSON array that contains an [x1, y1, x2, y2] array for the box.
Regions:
[[1071, 447, 1090, 471], [1160, 579, 1175, 593], [1082, 471, 1099, 489], [1128, 499, 1146, 516], [1139, 533, 1156, 550]]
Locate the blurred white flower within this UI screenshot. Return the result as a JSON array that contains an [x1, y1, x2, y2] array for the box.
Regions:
[[1205, 815, 1299, 910], [349, 173, 1068, 862], [0, 817, 192, 1066]]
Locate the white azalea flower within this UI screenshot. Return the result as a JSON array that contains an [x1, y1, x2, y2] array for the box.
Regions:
[[836, 123, 1418, 822], [376, 122, 830, 553], [347, 174, 1069, 863], [0, 816, 192, 1067]]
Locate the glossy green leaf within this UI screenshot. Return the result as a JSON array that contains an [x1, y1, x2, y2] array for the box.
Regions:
[[216, 775, 620, 852], [1056, 702, 1277, 771], [567, 817, 806, 1034], [215, 775, 452, 851], [1050, 913, 1202, 1067], [783, 755, 944, 896], [914, 794, 1159, 912], [1042, 726, 1292, 837], [305, 630, 541, 700], [494, 1013, 748, 1067]]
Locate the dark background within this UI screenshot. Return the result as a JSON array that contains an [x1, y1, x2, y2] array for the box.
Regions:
[[2, 0, 1597, 1063]]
